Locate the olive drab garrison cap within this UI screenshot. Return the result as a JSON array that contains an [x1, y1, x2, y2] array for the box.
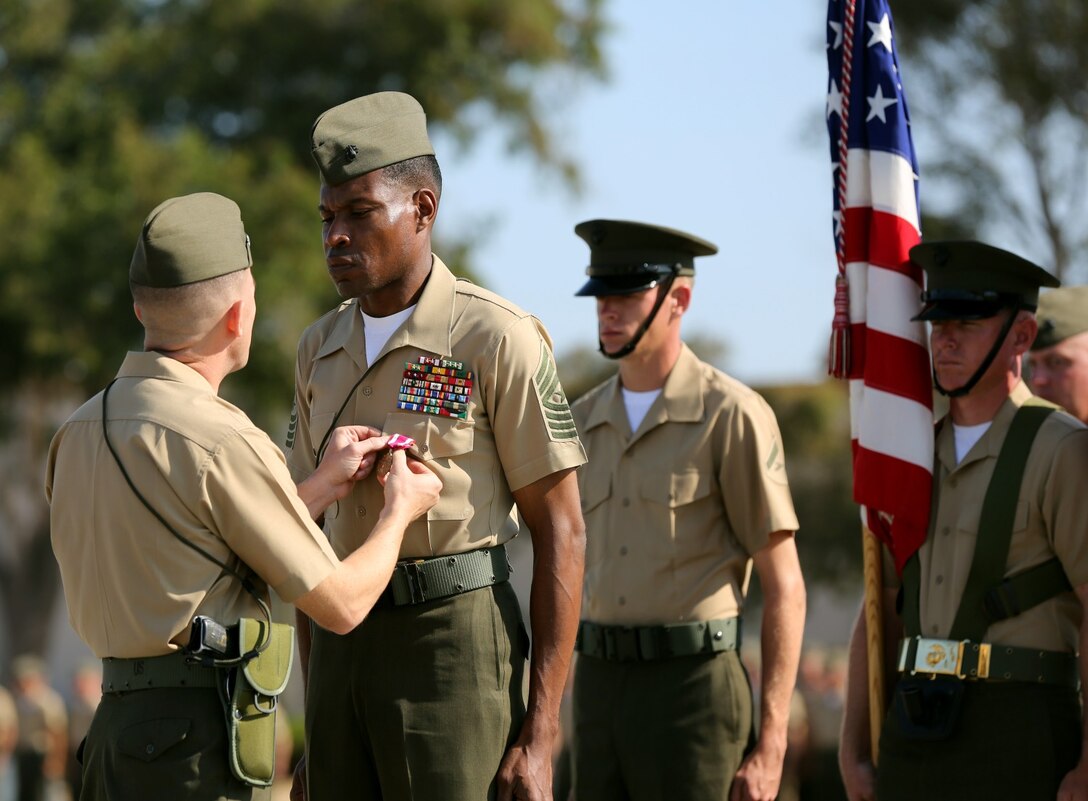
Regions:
[[909, 240, 1060, 322], [129, 192, 252, 288], [311, 92, 435, 186], [1032, 286, 1088, 351], [573, 219, 718, 297]]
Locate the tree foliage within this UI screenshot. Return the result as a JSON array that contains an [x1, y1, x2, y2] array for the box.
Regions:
[[0, 0, 606, 422], [892, 0, 1088, 280], [0, 0, 606, 666]]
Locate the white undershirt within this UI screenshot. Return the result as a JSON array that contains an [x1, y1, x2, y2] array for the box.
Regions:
[[952, 421, 992, 464], [622, 387, 662, 431], [360, 305, 415, 366]]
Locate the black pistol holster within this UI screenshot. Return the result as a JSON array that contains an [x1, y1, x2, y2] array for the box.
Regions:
[[892, 675, 965, 741]]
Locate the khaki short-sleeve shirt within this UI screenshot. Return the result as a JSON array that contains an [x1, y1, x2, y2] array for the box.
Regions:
[[46, 352, 339, 658], [571, 345, 799, 625], [285, 257, 587, 559], [912, 382, 1088, 651]]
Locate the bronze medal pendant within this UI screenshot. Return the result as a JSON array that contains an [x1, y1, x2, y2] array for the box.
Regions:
[[377, 433, 416, 480]]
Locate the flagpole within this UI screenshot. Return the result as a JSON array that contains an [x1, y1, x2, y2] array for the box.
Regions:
[[862, 525, 883, 763], [828, 0, 887, 763], [829, 0, 930, 768]]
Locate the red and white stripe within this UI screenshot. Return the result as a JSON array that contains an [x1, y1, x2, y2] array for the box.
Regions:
[[843, 147, 933, 573]]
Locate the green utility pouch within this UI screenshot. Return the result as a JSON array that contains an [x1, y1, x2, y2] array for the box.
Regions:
[[223, 618, 294, 787]]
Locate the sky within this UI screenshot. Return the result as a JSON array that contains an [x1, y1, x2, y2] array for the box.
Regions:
[[434, 1, 838, 387]]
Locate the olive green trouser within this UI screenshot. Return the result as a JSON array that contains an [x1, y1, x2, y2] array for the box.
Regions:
[[79, 686, 264, 801], [305, 582, 528, 801], [572, 649, 753, 801], [877, 680, 1081, 801]]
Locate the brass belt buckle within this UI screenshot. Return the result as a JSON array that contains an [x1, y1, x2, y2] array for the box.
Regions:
[[912, 637, 965, 678]]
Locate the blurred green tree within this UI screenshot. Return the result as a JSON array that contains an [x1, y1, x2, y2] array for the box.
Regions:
[[0, 0, 606, 666], [892, 0, 1088, 281], [758, 380, 860, 590]]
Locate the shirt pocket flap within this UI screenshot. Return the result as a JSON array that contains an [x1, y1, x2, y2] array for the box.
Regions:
[[580, 469, 613, 515], [383, 412, 474, 462], [640, 469, 712, 508], [117, 718, 191, 763]]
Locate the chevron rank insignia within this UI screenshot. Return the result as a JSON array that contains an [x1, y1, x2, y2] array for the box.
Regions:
[[534, 341, 577, 440]]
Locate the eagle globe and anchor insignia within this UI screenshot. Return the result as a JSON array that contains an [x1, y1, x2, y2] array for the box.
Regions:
[[909, 637, 992, 679]]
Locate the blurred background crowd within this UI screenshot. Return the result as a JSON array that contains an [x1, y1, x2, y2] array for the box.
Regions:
[[0, 640, 851, 801]]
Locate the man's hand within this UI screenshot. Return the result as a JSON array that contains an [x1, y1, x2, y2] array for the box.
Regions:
[[1059, 762, 1088, 801], [320, 425, 386, 487], [289, 754, 307, 801], [298, 426, 386, 518], [496, 738, 553, 801], [376, 448, 441, 525], [730, 743, 785, 801], [839, 756, 875, 801]]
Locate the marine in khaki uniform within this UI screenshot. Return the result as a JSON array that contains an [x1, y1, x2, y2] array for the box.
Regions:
[[10, 655, 67, 801], [285, 93, 587, 801], [1028, 285, 1088, 424], [839, 242, 1088, 801], [568, 219, 806, 801], [46, 192, 440, 801]]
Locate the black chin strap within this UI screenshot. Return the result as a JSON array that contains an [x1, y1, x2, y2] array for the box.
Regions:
[[934, 308, 1020, 398], [599, 275, 677, 361]]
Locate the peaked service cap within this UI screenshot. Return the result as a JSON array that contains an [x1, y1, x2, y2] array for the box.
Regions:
[[910, 240, 1059, 322], [573, 219, 718, 297]]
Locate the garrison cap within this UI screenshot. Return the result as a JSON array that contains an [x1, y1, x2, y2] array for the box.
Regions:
[[910, 240, 1060, 322], [573, 219, 718, 297], [311, 92, 435, 186], [1032, 286, 1088, 351], [130, 193, 252, 288]]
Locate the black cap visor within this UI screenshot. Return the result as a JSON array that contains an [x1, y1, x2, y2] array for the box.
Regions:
[[575, 275, 664, 297], [574, 262, 679, 298], [912, 290, 1021, 322]]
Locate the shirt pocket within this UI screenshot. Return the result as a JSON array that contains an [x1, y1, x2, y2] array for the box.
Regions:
[[580, 467, 613, 517], [640, 469, 713, 510], [638, 469, 715, 557], [308, 411, 338, 462], [384, 412, 475, 521]]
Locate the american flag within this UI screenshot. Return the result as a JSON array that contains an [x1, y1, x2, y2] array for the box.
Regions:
[[826, 0, 932, 574]]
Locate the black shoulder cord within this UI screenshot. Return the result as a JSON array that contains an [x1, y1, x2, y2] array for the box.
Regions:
[[101, 378, 270, 667], [315, 371, 369, 465]]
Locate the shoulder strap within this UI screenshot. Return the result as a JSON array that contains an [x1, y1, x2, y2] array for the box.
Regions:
[[901, 401, 1060, 639], [901, 417, 946, 637], [948, 401, 1055, 641], [983, 557, 1072, 623], [901, 553, 922, 637], [101, 378, 270, 665]]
